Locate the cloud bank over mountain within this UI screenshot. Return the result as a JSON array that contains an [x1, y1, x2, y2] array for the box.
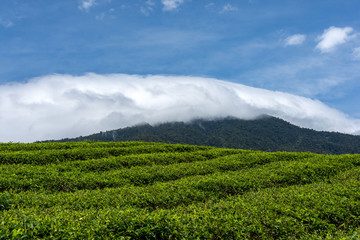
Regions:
[[1, 73, 359, 142]]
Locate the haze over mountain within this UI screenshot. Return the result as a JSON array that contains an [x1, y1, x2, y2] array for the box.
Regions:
[[1, 74, 360, 143], [56, 116, 360, 154]]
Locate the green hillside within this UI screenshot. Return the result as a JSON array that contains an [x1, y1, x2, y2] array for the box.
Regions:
[[56, 116, 360, 154], [1, 141, 360, 239]]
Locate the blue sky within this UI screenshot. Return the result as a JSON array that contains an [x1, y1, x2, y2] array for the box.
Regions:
[[1, 0, 360, 141]]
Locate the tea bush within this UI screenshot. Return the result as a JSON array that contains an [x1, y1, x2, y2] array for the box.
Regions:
[[0, 141, 359, 239]]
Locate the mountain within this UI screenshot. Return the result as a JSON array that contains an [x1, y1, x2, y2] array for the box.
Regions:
[[55, 116, 360, 154]]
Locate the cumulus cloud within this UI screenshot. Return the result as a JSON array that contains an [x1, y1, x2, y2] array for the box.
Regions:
[[285, 34, 306, 46], [316, 26, 354, 53], [162, 0, 184, 11], [1, 74, 360, 142], [79, 0, 96, 11]]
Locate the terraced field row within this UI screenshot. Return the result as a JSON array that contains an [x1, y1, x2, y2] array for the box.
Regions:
[[0, 142, 359, 239]]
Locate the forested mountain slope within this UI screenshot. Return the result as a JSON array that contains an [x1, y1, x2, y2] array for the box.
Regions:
[[56, 116, 360, 154]]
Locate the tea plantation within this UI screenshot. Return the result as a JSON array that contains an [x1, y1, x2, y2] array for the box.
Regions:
[[0, 141, 359, 239]]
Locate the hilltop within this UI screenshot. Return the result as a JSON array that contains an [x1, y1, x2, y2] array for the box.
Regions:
[[56, 116, 360, 154]]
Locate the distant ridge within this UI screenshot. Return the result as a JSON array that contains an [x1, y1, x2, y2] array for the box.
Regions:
[[55, 116, 360, 154]]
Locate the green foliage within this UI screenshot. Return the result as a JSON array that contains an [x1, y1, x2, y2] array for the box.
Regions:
[[1, 141, 360, 239], [55, 116, 360, 154]]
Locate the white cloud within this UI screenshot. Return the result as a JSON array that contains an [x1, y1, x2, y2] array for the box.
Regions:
[[220, 3, 238, 13], [205, 3, 215, 9], [79, 0, 97, 11], [1, 73, 360, 142], [353, 47, 360, 60], [162, 0, 184, 11], [0, 19, 14, 28], [140, 0, 155, 16], [316, 26, 354, 53], [285, 34, 306, 46]]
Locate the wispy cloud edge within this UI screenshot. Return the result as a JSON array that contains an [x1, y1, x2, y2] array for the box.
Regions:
[[78, 0, 97, 12], [161, 0, 184, 11], [285, 34, 306, 46], [220, 3, 238, 13]]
